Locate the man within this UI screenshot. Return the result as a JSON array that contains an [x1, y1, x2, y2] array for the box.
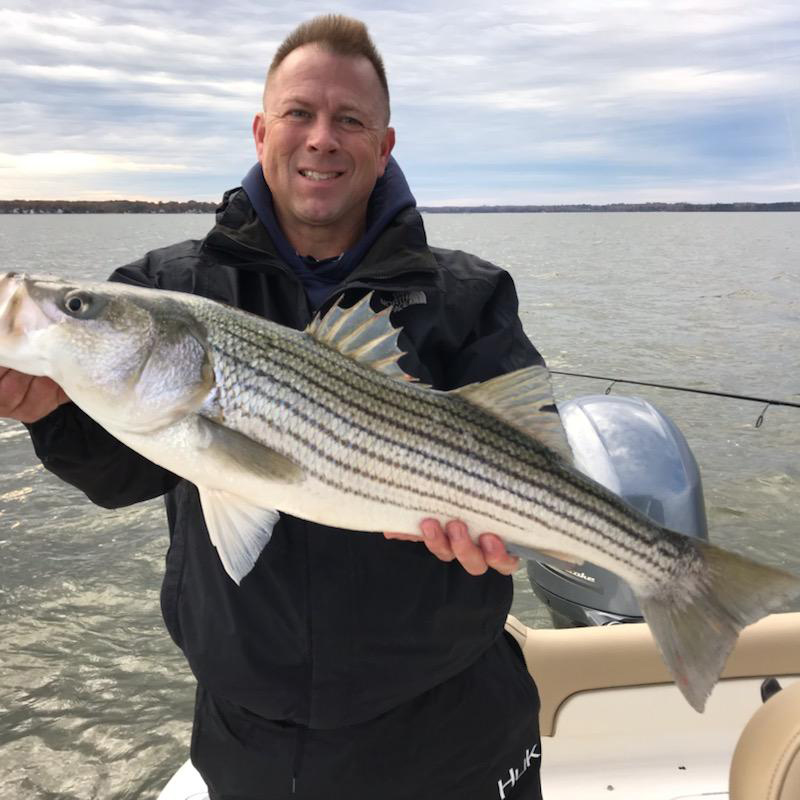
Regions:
[[1, 15, 544, 800]]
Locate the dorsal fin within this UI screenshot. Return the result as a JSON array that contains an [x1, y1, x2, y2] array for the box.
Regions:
[[453, 365, 573, 462], [305, 293, 422, 383]]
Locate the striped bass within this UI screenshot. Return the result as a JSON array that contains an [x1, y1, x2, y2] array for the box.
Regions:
[[0, 271, 797, 712]]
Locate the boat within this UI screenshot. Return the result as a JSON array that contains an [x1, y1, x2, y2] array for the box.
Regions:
[[158, 395, 800, 799]]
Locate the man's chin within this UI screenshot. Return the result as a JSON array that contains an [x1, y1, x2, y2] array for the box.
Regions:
[[294, 203, 349, 229], [283, 195, 369, 246]]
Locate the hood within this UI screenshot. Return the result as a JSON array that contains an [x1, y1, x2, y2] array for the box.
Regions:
[[240, 157, 416, 307]]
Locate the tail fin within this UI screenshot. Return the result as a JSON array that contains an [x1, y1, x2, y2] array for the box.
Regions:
[[640, 536, 800, 712]]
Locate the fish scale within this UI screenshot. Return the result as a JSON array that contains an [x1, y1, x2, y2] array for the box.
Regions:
[[1, 271, 798, 713]]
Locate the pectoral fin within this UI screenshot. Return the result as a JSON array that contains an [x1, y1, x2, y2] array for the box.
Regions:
[[196, 416, 304, 484]]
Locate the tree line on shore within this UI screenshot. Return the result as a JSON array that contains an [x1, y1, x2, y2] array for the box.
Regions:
[[1, 199, 798, 214], [1, 200, 217, 214], [420, 201, 800, 213]]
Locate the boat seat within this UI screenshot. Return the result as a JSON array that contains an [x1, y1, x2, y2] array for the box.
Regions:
[[729, 680, 800, 800]]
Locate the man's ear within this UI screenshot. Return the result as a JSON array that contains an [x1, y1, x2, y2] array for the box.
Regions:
[[378, 127, 396, 176], [252, 113, 266, 158]]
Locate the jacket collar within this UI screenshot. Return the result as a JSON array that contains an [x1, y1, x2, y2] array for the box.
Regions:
[[203, 160, 439, 284]]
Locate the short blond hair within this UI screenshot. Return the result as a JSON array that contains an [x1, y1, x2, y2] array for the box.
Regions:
[[266, 14, 390, 122]]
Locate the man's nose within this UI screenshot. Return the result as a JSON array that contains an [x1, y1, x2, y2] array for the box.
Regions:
[[306, 116, 339, 152]]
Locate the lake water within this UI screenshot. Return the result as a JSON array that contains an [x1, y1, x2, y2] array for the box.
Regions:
[[0, 212, 798, 798]]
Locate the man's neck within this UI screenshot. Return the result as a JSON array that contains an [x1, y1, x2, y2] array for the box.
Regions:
[[276, 211, 366, 261]]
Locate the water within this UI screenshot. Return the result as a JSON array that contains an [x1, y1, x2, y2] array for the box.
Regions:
[[1, 212, 798, 798]]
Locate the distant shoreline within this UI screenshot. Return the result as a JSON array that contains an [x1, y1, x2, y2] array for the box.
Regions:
[[1, 199, 798, 214]]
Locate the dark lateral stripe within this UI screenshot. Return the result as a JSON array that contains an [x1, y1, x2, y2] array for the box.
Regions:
[[221, 344, 667, 569], [197, 297, 668, 576], [227, 372, 666, 580], [216, 341, 664, 563], [216, 335, 568, 505], [243, 400, 661, 581], [237, 411, 519, 531], [236, 402, 526, 529], [212, 315, 633, 522], [211, 315, 553, 464], [211, 315, 627, 527]]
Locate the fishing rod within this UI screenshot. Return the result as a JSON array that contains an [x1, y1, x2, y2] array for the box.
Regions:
[[549, 370, 800, 428]]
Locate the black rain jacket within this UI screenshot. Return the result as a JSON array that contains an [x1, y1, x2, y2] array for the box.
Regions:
[[27, 185, 544, 729]]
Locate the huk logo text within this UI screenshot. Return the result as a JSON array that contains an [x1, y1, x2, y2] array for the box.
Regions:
[[497, 743, 540, 798]]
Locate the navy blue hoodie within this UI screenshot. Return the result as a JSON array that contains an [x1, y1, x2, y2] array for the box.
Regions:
[[241, 156, 415, 308]]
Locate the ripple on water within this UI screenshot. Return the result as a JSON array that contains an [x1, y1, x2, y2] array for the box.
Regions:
[[0, 426, 29, 442], [1, 576, 195, 799], [0, 486, 34, 503]]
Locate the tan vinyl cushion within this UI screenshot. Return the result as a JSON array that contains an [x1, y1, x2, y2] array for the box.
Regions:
[[506, 612, 800, 737], [729, 681, 800, 800]]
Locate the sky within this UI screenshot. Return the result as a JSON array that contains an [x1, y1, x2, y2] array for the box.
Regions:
[[1, 0, 799, 204]]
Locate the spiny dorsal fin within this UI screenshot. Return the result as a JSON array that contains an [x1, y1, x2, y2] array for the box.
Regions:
[[453, 365, 573, 463], [305, 292, 422, 383]]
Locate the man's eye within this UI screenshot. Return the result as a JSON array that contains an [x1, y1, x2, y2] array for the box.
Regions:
[[287, 109, 311, 119], [339, 116, 363, 128]]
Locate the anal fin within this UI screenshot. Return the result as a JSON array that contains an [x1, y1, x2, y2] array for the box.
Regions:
[[198, 488, 280, 585], [191, 416, 304, 584]]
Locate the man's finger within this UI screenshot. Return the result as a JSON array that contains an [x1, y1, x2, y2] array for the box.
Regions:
[[390, 520, 520, 576], [420, 518, 456, 562], [479, 533, 520, 576], [16, 378, 68, 423], [445, 520, 488, 576], [0, 369, 35, 417], [0, 371, 68, 423], [383, 531, 423, 542]]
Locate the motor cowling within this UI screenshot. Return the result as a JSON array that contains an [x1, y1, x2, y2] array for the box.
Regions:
[[527, 394, 709, 627]]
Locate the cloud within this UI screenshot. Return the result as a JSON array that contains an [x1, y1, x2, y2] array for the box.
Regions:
[[0, 0, 798, 202], [0, 150, 188, 175]]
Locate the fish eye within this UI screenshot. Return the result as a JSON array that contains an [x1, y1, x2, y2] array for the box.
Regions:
[[64, 291, 92, 316]]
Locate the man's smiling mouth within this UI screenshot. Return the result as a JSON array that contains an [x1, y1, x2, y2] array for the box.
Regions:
[[299, 169, 343, 181]]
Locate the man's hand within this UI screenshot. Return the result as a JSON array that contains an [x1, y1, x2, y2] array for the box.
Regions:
[[384, 519, 520, 576], [0, 368, 69, 423]]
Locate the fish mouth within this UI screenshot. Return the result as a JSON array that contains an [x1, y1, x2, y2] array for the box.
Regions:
[[0, 273, 26, 337], [0, 273, 57, 341]]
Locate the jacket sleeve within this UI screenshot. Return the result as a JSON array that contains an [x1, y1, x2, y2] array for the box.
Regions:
[[442, 269, 545, 390], [27, 403, 181, 508], [25, 254, 181, 509]]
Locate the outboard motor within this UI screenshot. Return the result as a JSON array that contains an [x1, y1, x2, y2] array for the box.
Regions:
[[527, 394, 709, 627]]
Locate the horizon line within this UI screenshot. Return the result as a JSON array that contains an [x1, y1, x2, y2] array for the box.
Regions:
[[2, 198, 799, 211]]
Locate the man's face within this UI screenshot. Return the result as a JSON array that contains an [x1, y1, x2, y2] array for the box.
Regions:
[[253, 44, 395, 248]]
